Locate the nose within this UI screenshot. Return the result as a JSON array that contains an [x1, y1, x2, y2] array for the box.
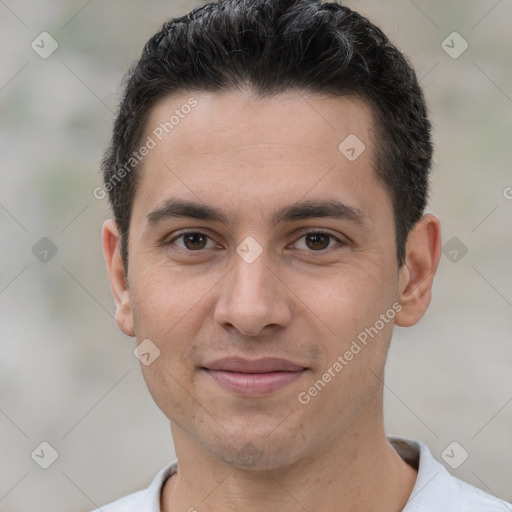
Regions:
[[213, 247, 293, 336]]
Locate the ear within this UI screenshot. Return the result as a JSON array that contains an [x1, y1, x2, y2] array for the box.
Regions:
[[395, 214, 442, 327], [102, 219, 135, 337]]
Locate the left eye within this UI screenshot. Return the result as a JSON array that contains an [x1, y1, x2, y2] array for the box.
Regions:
[[292, 231, 342, 251]]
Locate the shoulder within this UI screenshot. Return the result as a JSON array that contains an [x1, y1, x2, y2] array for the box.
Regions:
[[88, 460, 178, 512], [410, 472, 509, 511], [89, 489, 147, 512], [389, 437, 510, 511]]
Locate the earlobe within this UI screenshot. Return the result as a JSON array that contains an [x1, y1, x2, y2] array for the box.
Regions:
[[102, 219, 135, 337], [395, 214, 442, 327]]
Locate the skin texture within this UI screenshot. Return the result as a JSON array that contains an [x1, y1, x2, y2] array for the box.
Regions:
[[102, 90, 442, 512]]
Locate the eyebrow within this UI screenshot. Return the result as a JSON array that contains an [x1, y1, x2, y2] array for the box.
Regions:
[[146, 197, 369, 229]]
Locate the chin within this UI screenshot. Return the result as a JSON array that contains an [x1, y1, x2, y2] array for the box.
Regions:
[[201, 432, 306, 472]]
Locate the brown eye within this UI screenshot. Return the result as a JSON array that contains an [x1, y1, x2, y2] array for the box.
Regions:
[[168, 231, 214, 251], [182, 233, 208, 250], [293, 231, 347, 253], [305, 232, 330, 250], [293, 231, 341, 252]]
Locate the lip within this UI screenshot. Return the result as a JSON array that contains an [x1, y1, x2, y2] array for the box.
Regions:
[[201, 357, 308, 396], [204, 357, 306, 373]]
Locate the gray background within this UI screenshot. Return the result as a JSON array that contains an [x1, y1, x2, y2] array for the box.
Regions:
[[0, 1, 511, 511]]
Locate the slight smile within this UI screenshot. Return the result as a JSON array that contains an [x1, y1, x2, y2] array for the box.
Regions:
[[201, 357, 309, 396]]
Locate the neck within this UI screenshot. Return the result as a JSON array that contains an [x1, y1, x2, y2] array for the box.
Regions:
[[161, 404, 417, 511]]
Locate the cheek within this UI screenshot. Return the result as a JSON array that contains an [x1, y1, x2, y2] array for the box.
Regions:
[[291, 258, 395, 330], [129, 260, 206, 335], [129, 262, 215, 380], [139, 357, 194, 427], [290, 261, 398, 396], [129, 266, 202, 415]]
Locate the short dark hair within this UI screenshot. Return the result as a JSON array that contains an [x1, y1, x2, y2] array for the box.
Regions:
[[102, 0, 432, 269]]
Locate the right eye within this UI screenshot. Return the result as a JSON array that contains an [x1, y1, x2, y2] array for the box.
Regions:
[[166, 230, 218, 251]]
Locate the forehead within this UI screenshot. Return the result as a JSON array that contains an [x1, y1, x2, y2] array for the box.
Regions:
[[131, 89, 388, 226], [144, 89, 376, 161]]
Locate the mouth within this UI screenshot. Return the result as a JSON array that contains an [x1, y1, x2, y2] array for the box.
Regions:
[[201, 357, 308, 396]]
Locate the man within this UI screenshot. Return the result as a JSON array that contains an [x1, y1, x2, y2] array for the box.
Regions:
[[95, 0, 508, 510]]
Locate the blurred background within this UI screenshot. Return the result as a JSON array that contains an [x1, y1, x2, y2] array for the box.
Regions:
[[0, 0, 511, 510]]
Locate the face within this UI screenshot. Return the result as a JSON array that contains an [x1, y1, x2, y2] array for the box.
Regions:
[[103, 90, 436, 470]]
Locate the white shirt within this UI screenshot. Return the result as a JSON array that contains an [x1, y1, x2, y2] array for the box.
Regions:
[[91, 437, 510, 511]]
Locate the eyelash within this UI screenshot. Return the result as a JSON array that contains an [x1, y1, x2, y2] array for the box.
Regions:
[[165, 229, 345, 253]]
